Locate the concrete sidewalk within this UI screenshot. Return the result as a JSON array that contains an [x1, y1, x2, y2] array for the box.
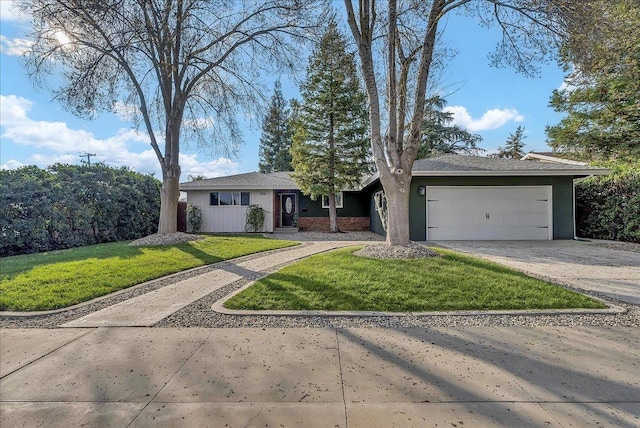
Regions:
[[61, 241, 364, 328], [2, 326, 639, 427]]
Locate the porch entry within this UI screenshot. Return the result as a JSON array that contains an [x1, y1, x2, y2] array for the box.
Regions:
[[280, 193, 297, 227]]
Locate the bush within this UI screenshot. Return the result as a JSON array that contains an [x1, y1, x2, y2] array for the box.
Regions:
[[186, 204, 202, 233], [576, 162, 639, 243], [245, 204, 267, 232], [0, 164, 161, 256]]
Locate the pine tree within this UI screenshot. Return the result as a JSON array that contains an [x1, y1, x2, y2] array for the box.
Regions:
[[258, 81, 293, 173], [497, 126, 527, 159], [419, 96, 483, 158], [291, 22, 370, 232]]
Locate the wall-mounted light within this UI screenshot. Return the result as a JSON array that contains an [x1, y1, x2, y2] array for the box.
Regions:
[[418, 186, 426, 196]]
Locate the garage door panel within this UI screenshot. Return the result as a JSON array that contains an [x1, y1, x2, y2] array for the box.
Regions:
[[426, 186, 552, 241]]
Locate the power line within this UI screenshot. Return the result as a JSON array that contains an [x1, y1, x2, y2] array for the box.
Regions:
[[80, 152, 96, 166]]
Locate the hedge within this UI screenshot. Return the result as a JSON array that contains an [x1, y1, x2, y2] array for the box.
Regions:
[[0, 164, 161, 256], [576, 163, 639, 243]]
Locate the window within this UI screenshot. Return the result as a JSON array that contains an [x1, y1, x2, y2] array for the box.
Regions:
[[210, 192, 250, 206], [322, 192, 343, 209]]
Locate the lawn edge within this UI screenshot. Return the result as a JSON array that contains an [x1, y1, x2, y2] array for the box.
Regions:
[[213, 278, 626, 317]]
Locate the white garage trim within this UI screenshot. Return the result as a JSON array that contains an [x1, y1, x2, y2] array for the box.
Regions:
[[426, 186, 553, 241]]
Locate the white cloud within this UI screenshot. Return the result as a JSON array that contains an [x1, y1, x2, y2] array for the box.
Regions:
[[0, 159, 25, 170], [181, 155, 240, 179], [0, 1, 28, 22], [444, 106, 524, 132], [0, 35, 32, 56], [0, 95, 241, 179]]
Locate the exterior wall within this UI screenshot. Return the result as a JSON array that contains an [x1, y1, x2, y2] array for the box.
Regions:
[[408, 176, 575, 241], [298, 217, 370, 231], [186, 189, 274, 233], [295, 190, 371, 232], [298, 191, 370, 218], [368, 184, 386, 237]]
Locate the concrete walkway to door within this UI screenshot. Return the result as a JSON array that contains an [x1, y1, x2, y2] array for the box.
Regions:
[[434, 240, 640, 305]]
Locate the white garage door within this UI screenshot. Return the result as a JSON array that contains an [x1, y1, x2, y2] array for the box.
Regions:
[[426, 186, 552, 240]]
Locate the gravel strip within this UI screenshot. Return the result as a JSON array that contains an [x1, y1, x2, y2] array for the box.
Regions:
[[3, 236, 638, 329], [156, 266, 640, 328]]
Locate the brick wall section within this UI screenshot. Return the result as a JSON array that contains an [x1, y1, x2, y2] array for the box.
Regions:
[[298, 217, 370, 231]]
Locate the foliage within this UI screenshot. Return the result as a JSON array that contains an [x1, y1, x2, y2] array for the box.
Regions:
[[546, 0, 640, 159], [245, 205, 267, 233], [19, 0, 324, 233], [344, 0, 580, 245], [0, 235, 299, 311], [258, 81, 293, 173], [0, 164, 160, 257], [496, 126, 527, 159], [291, 22, 371, 232], [418, 96, 483, 158], [224, 247, 605, 311], [186, 204, 202, 233], [576, 162, 640, 243]]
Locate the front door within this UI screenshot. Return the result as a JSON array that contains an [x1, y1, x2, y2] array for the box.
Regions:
[[280, 193, 296, 227]]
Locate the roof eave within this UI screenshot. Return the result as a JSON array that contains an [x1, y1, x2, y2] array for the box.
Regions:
[[412, 169, 611, 177], [179, 183, 300, 191]]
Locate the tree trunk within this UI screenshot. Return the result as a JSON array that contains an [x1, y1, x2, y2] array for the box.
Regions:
[[381, 170, 412, 246], [158, 164, 181, 234], [328, 192, 339, 233]]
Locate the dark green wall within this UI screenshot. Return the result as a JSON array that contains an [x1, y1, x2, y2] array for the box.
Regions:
[[407, 176, 576, 240], [298, 191, 370, 218], [368, 184, 385, 236]]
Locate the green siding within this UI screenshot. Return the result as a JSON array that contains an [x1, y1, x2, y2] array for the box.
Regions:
[[408, 176, 576, 240], [298, 191, 370, 218], [368, 184, 385, 236]]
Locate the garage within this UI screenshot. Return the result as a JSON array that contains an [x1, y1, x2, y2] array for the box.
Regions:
[[426, 186, 552, 240]]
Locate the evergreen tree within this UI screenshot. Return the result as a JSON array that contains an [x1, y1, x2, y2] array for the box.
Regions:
[[258, 81, 293, 173], [497, 126, 527, 159], [546, 0, 640, 160], [291, 22, 370, 232], [418, 96, 483, 158]]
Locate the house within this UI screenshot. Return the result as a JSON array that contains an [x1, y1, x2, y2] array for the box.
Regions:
[[179, 154, 610, 240], [179, 171, 370, 233]]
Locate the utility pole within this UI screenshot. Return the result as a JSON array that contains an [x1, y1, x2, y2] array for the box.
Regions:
[[80, 152, 96, 166]]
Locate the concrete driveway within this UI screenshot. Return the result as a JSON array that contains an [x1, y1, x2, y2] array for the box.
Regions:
[[434, 240, 640, 305]]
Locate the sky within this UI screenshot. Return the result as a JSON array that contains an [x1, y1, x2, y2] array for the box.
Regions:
[[0, 1, 567, 181]]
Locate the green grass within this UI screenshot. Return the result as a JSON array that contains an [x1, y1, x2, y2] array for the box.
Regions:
[[224, 247, 607, 312], [0, 235, 298, 311]]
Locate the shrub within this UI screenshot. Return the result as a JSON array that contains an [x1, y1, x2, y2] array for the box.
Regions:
[[0, 164, 161, 256], [576, 162, 639, 243], [245, 204, 267, 232], [186, 204, 202, 233]]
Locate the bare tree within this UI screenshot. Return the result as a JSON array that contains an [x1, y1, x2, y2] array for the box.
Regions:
[[20, 0, 324, 233], [344, 0, 582, 246]]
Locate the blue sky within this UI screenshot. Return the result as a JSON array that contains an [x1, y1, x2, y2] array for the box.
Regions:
[[1, 1, 567, 180]]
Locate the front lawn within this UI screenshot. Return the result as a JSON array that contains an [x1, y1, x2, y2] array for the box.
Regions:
[[224, 247, 606, 312], [0, 235, 298, 311]]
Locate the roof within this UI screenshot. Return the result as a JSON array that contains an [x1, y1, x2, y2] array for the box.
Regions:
[[520, 152, 587, 166], [182, 155, 611, 192], [411, 154, 609, 177], [180, 171, 298, 191]]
